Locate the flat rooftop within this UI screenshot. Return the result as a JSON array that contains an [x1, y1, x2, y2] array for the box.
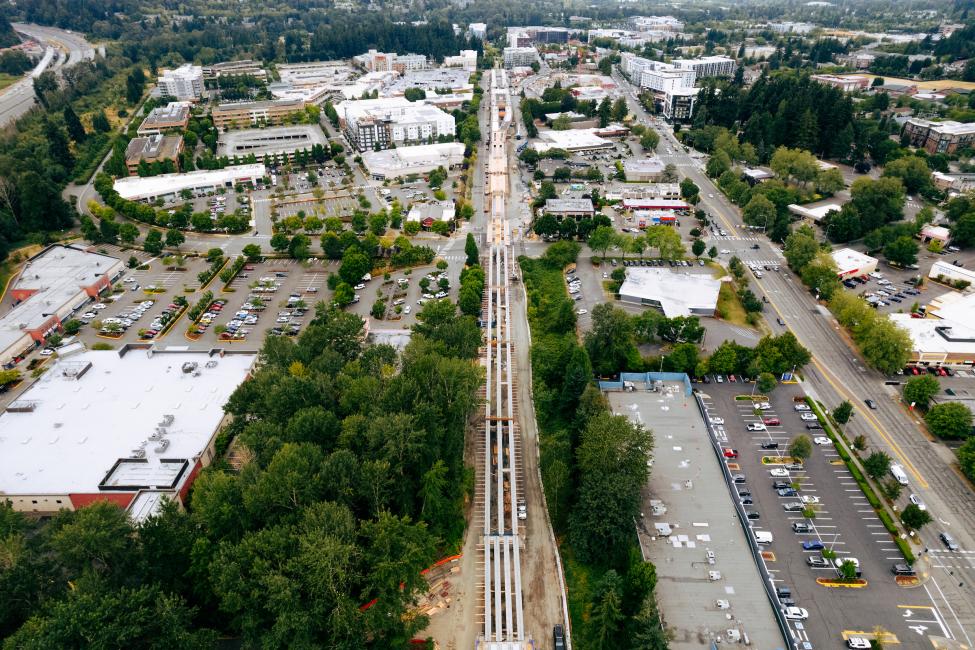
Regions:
[[216, 125, 327, 158], [607, 385, 785, 650], [0, 349, 256, 496], [113, 163, 266, 200], [0, 246, 120, 352], [125, 134, 182, 161], [385, 68, 472, 94], [213, 99, 305, 114], [891, 314, 975, 356], [139, 101, 190, 127], [830, 247, 877, 275], [619, 268, 721, 317], [543, 198, 594, 213], [533, 128, 614, 152], [625, 157, 665, 173], [361, 142, 465, 175]]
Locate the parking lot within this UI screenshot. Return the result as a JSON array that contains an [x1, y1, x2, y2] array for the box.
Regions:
[[698, 380, 949, 648], [272, 191, 360, 221]]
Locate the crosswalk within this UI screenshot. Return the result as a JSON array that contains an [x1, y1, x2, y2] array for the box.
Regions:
[[744, 259, 782, 267], [437, 254, 466, 262], [708, 235, 764, 242]]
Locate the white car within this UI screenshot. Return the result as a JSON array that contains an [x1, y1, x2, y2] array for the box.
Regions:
[[769, 468, 790, 478], [813, 437, 832, 446], [276, 316, 290, 323], [82, 312, 96, 319], [353, 283, 366, 290], [39, 348, 55, 357], [710, 417, 725, 425], [720, 249, 731, 255], [755, 402, 771, 410], [801, 495, 820, 505], [435, 291, 447, 299], [783, 607, 809, 621], [800, 413, 818, 421], [92, 303, 107, 310], [403, 305, 412, 315], [847, 638, 871, 649], [747, 423, 767, 432], [794, 404, 811, 412], [577, 309, 588, 315], [909, 494, 926, 511]]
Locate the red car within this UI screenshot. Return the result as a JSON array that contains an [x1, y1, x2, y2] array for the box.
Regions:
[[728, 375, 737, 383], [763, 417, 781, 426], [723, 448, 739, 459]]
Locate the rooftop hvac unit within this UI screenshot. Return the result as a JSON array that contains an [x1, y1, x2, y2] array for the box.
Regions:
[[181, 362, 198, 374], [159, 414, 174, 427], [130, 448, 146, 458], [205, 360, 218, 368], [155, 439, 170, 453]]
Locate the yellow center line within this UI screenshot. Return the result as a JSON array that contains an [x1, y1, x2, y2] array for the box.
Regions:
[[696, 185, 929, 488]]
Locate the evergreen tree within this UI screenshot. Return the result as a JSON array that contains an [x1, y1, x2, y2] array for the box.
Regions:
[[62, 105, 86, 142], [43, 117, 73, 172]]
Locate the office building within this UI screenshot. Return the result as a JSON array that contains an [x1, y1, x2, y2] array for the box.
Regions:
[[506, 26, 570, 47], [124, 134, 183, 175], [362, 142, 465, 180], [0, 246, 123, 367], [503, 47, 539, 69], [0, 347, 256, 520], [619, 268, 720, 317], [137, 101, 191, 136], [628, 15, 684, 31], [157, 64, 204, 100], [211, 99, 306, 129], [337, 97, 455, 152], [902, 118, 975, 155], [620, 53, 701, 122], [892, 292, 975, 366], [354, 49, 396, 72], [113, 164, 266, 203]]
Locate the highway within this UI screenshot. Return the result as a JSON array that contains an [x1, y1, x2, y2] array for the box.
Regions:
[[615, 70, 975, 646], [0, 24, 96, 127]]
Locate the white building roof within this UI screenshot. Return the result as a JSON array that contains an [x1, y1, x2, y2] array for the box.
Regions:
[[891, 313, 975, 357], [533, 128, 614, 152], [624, 157, 665, 174], [788, 203, 843, 222], [921, 225, 951, 240], [0, 246, 121, 357], [113, 164, 266, 201], [406, 202, 456, 222], [930, 260, 975, 284], [619, 268, 722, 317], [830, 248, 878, 276], [0, 349, 256, 498], [361, 142, 466, 178]]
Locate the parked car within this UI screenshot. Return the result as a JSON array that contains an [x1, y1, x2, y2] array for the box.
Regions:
[[763, 417, 781, 426], [723, 448, 739, 458], [761, 441, 780, 450], [769, 468, 790, 478], [777, 487, 798, 497], [800, 412, 819, 421], [802, 540, 825, 551], [783, 607, 809, 621], [807, 556, 829, 567], [747, 423, 767, 432]]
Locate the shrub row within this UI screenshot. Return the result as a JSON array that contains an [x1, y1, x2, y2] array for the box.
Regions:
[[187, 291, 215, 324]]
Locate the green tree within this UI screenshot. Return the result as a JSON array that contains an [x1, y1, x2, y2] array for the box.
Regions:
[[569, 412, 653, 563], [901, 503, 932, 530], [925, 402, 972, 439], [882, 156, 932, 194], [164, 229, 184, 249], [784, 225, 819, 270], [62, 104, 86, 142], [743, 194, 776, 229], [883, 236, 918, 267], [270, 232, 290, 252], [465, 233, 479, 266], [584, 304, 637, 375], [588, 225, 616, 260], [143, 229, 163, 255], [757, 372, 777, 394], [118, 222, 139, 245], [242, 243, 261, 260], [903, 375, 940, 410], [859, 317, 911, 375], [838, 559, 858, 581], [91, 110, 111, 133], [833, 401, 853, 424], [589, 570, 625, 649], [958, 437, 975, 482], [789, 434, 812, 461], [864, 450, 892, 481]]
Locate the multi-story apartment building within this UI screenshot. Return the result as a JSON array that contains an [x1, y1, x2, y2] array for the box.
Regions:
[[672, 56, 737, 79], [902, 118, 975, 154], [337, 97, 455, 151], [211, 99, 306, 129], [157, 64, 204, 100], [503, 47, 539, 68]]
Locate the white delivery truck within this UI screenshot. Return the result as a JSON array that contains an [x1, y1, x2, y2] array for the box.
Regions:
[[754, 531, 774, 544], [890, 464, 909, 486]]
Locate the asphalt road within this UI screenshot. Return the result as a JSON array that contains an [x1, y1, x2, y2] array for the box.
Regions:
[[614, 71, 975, 645], [0, 24, 96, 127]]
